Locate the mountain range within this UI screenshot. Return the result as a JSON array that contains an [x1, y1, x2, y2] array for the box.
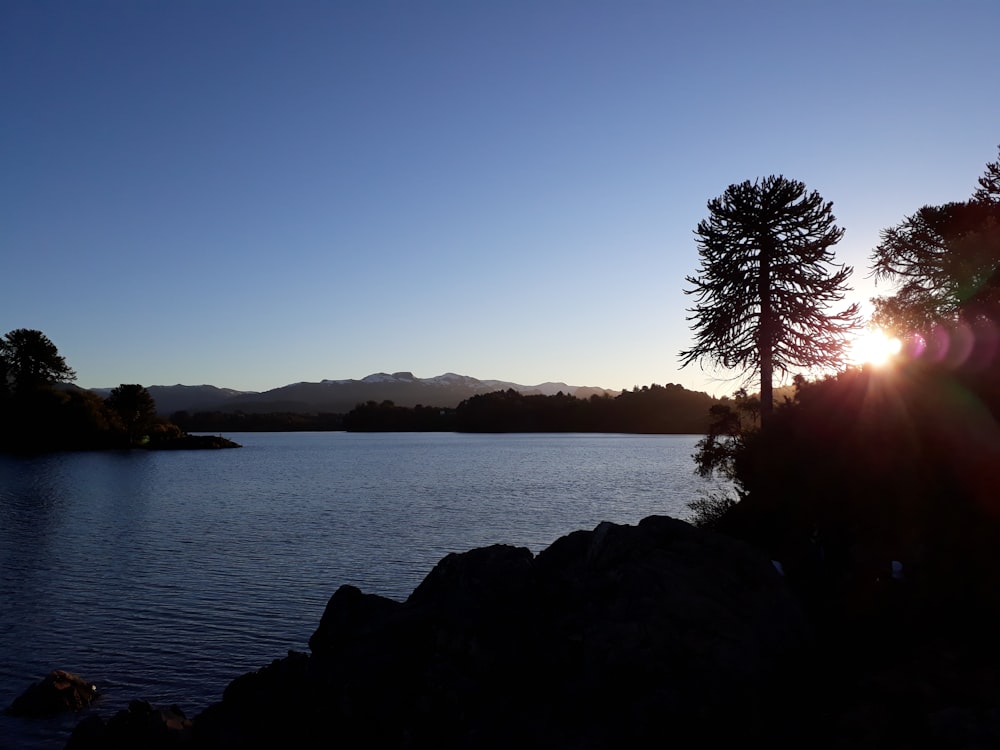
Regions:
[[92, 372, 621, 416]]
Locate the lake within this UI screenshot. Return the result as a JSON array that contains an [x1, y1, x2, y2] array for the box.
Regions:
[[0, 432, 725, 749]]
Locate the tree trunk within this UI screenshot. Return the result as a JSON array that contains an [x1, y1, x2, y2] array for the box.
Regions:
[[758, 240, 774, 426], [759, 350, 773, 426]]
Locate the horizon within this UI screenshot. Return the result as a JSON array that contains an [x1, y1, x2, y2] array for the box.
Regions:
[[83, 369, 652, 395], [3, 1, 998, 399]]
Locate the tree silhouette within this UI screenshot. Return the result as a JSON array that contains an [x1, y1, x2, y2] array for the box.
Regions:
[[974, 144, 1000, 204], [106, 384, 157, 446], [870, 201, 1000, 334], [871, 150, 1000, 335], [680, 176, 860, 423], [0, 329, 76, 394]]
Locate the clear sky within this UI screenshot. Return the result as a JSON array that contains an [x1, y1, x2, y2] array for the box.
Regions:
[[3, 1, 997, 396]]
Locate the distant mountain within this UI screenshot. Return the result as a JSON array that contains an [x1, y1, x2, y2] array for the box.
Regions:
[[89, 384, 258, 417], [93, 373, 619, 416]]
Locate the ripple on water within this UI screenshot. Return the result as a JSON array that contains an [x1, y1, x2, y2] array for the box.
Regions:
[[0, 433, 726, 748]]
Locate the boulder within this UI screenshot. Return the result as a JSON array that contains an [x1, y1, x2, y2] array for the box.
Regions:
[[192, 515, 810, 748], [5, 670, 97, 717], [66, 700, 192, 749]]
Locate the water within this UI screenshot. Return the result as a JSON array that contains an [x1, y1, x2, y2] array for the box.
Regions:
[[0, 432, 724, 749]]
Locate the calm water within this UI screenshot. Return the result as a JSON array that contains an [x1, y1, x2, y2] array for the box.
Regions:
[[0, 432, 723, 749]]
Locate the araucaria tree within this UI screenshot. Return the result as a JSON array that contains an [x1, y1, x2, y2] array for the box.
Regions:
[[680, 176, 860, 424], [0, 328, 76, 394], [870, 147, 1000, 335]]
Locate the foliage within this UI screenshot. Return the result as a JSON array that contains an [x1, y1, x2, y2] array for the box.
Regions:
[[974, 143, 1000, 204], [106, 384, 158, 446], [0, 387, 117, 452], [172, 385, 719, 434], [686, 490, 739, 529], [0, 329, 202, 452], [691, 388, 760, 481], [0, 329, 76, 394], [680, 176, 860, 423], [870, 200, 1000, 334], [171, 410, 345, 432], [343, 401, 456, 431], [871, 148, 1000, 336], [610, 383, 720, 433], [704, 363, 1000, 623], [451, 385, 718, 433]]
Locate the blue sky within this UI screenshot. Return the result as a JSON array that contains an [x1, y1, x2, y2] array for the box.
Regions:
[[2, 1, 997, 396]]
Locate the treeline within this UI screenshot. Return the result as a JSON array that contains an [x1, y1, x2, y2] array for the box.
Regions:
[[0, 386, 173, 452], [172, 383, 722, 434], [0, 329, 186, 452], [342, 383, 720, 433], [171, 411, 345, 432], [0, 329, 241, 452]]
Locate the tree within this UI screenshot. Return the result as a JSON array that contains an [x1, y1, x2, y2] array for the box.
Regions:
[[106, 384, 157, 446], [680, 176, 860, 424], [870, 149, 1000, 335], [974, 144, 1000, 204], [0, 329, 76, 394], [870, 200, 1000, 334]]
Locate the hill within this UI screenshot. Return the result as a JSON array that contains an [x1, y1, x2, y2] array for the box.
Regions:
[[92, 373, 619, 416]]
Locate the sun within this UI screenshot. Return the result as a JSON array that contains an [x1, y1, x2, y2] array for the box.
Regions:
[[849, 327, 903, 366]]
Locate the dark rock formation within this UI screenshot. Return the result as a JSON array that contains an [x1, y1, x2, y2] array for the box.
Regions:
[[66, 516, 816, 748], [67, 700, 192, 749], [147, 515, 803, 748], [148, 434, 241, 450], [5, 670, 98, 717]]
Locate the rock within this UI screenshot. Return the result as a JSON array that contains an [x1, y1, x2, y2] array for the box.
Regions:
[[5, 670, 98, 717], [308, 584, 403, 657], [66, 700, 192, 749], [190, 515, 810, 748]]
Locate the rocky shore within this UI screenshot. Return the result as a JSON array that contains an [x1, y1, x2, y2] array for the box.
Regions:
[[147, 434, 241, 450], [54, 515, 811, 748], [14, 513, 1000, 748]]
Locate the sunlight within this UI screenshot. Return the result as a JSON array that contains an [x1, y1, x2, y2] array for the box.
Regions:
[[849, 328, 903, 366]]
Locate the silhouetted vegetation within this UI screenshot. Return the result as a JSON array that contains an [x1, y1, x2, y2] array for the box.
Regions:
[[689, 150, 1000, 647], [0, 330, 236, 452], [681, 176, 860, 424], [0, 328, 76, 397], [702, 363, 998, 627], [337, 384, 720, 433], [170, 410, 345, 432], [672, 151, 1000, 747], [871, 147, 1000, 336], [343, 401, 455, 431], [106, 384, 158, 447]]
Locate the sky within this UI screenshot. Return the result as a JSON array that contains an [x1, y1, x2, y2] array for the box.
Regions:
[[2, 1, 998, 397]]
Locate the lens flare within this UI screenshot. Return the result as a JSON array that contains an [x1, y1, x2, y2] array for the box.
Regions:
[[849, 328, 902, 366], [913, 318, 1000, 371]]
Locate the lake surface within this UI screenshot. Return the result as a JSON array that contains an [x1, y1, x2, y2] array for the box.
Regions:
[[0, 432, 725, 749]]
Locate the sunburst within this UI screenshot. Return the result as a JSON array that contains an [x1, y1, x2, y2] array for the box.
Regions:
[[849, 327, 902, 366]]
